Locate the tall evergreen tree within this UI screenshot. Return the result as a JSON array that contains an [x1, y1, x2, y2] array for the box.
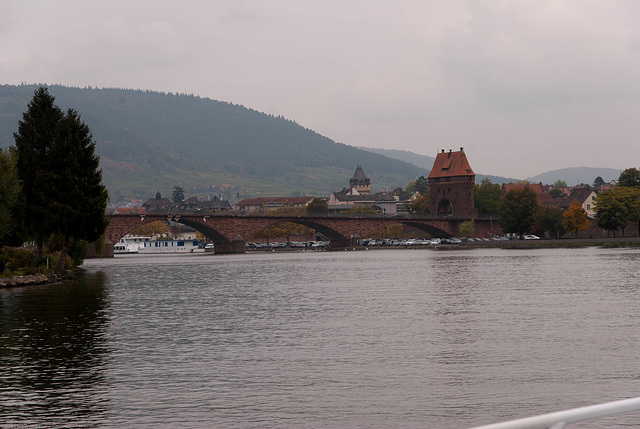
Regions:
[[48, 109, 109, 272], [0, 147, 25, 247], [172, 185, 185, 203], [13, 87, 64, 259]]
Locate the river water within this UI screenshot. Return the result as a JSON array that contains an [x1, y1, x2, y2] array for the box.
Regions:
[[1, 247, 639, 428]]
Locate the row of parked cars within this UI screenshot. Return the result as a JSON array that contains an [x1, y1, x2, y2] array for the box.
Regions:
[[245, 241, 330, 249], [360, 238, 463, 247]]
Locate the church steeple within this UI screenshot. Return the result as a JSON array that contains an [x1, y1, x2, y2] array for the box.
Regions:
[[349, 166, 371, 195]]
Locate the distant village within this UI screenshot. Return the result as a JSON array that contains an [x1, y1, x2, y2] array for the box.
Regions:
[[109, 158, 611, 220], [108, 165, 419, 218], [107, 148, 626, 242]]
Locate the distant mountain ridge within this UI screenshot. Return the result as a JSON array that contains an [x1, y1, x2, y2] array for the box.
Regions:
[[0, 84, 623, 202], [527, 167, 622, 186], [0, 84, 428, 202], [359, 147, 436, 171]]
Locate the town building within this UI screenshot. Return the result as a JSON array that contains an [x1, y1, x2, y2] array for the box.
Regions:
[[142, 192, 232, 214], [142, 192, 173, 213], [235, 196, 316, 214], [327, 193, 398, 215], [328, 166, 418, 215], [559, 187, 598, 216]]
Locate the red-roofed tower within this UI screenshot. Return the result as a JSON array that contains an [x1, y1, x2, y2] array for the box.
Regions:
[[428, 148, 478, 218]]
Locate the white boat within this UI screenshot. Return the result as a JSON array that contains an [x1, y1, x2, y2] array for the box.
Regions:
[[138, 238, 201, 253], [114, 235, 152, 254], [114, 236, 202, 254]]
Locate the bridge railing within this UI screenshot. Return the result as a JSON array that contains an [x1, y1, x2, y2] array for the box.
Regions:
[[469, 396, 640, 429]]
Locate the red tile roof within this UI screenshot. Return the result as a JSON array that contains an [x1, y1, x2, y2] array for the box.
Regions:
[[236, 197, 277, 207], [271, 197, 315, 205], [428, 149, 475, 179], [236, 196, 316, 207]]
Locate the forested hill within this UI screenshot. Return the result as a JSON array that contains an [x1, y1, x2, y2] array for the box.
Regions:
[[0, 84, 427, 201]]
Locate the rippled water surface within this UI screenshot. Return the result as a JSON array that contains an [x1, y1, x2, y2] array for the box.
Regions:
[[1, 247, 640, 428]]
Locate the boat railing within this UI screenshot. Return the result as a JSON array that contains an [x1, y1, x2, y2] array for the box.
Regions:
[[469, 396, 640, 429]]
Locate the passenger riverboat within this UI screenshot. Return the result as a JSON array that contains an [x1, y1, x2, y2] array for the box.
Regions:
[[114, 235, 151, 254], [114, 235, 201, 254]]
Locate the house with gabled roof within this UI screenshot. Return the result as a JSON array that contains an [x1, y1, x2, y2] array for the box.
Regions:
[[235, 196, 316, 214], [559, 187, 598, 216], [142, 191, 173, 213]]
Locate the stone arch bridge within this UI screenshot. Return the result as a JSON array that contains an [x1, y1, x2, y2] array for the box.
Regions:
[[106, 214, 496, 254]]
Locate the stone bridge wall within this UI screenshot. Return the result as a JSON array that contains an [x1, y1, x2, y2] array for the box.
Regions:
[[106, 214, 499, 253]]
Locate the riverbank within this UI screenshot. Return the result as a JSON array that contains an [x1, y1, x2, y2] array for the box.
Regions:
[[460, 236, 640, 249], [242, 236, 640, 252], [0, 271, 75, 289]]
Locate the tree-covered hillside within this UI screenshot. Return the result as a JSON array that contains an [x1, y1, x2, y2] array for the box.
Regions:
[[0, 84, 427, 202]]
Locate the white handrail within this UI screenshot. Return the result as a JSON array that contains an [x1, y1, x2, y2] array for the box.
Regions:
[[469, 396, 640, 429]]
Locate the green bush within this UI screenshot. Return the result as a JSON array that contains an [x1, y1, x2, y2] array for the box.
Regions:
[[69, 239, 88, 266], [0, 247, 36, 273]]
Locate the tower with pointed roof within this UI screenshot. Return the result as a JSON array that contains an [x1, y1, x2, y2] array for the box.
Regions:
[[349, 166, 371, 195], [428, 148, 477, 218]]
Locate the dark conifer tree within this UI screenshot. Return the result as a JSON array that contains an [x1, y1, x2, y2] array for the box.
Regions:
[[13, 87, 64, 259], [48, 109, 109, 272]]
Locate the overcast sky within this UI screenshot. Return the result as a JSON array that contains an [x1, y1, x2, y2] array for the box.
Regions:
[[3, 1, 640, 179]]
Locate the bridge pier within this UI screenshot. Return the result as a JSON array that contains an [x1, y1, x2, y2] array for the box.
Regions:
[[214, 236, 246, 254], [329, 238, 353, 250]]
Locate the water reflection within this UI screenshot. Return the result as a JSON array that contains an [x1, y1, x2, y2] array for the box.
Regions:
[[0, 271, 110, 427]]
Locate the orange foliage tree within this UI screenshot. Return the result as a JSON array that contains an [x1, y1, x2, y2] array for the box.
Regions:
[[562, 200, 590, 237]]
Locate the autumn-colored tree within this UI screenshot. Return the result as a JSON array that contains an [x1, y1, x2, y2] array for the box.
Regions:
[[132, 220, 170, 239], [459, 219, 475, 237], [375, 223, 403, 238], [254, 221, 314, 244], [562, 200, 590, 237], [306, 198, 328, 216]]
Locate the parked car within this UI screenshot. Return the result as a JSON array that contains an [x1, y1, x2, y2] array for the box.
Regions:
[[524, 234, 540, 240]]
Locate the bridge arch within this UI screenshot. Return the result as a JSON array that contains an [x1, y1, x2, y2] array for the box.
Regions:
[[174, 217, 230, 243], [396, 220, 451, 238], [435, 199, 453, 216]]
